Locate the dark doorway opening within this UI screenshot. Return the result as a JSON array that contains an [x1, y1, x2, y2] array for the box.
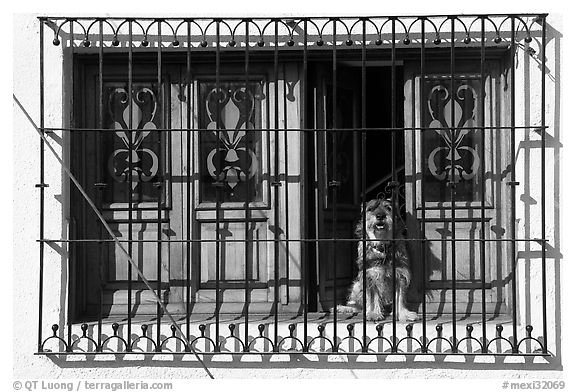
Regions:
[[364, 66, 405, 202], [305, 63, 405, 311]]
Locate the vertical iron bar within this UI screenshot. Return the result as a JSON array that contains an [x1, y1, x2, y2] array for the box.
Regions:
[[156, 19, 163, 351], [540, 14, 548, 354], [186, 20, 192, 342], [391, 17, 398, 351], [302, 19, 309, 351], [96, 19, 104, 351], [67, 20, 75, 351], [273, 19, 280, 351], [450, 16, 457, 352], [510, 17, 519, 353], [215, 19, 221, 351], [190, 26, 197, 348], [127, 19, 133, 351], [243, 19, 250, 351], [361, 18, 367, 351], [479, 17, 487, 352], [38, 17, 45, 352], [419, 17, 427, 352], [331, 18, 338, 352], [283, 63, 290, 318]]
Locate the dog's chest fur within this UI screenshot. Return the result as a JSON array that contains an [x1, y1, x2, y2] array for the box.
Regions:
[[363, 242, 395, 269]]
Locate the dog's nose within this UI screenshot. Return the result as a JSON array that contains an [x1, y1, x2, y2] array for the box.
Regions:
[[376, 214, 384, 220]]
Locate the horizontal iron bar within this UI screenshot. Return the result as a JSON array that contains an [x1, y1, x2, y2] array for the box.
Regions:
[[38, 13, 547, 21], [39, 238, 548, 243], [42, 126, 548, 133], [35, 351, 551, 357]]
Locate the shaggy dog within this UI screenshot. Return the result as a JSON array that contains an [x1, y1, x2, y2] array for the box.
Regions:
[[336, 198, 418, 321]]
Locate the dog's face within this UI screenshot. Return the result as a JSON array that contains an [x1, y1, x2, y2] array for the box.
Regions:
[[363, 198, 395, 241]]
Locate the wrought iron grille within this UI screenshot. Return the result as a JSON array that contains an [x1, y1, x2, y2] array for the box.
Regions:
[[35, 14, 550, 357]]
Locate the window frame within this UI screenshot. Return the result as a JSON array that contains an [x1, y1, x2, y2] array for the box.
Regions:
[[35, 15, 552, 358]]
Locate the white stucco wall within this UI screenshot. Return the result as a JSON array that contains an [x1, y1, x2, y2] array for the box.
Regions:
[[13, 12, 565, 380], [513, 14, 561, 350]]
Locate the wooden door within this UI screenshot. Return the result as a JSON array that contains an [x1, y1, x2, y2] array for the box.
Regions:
[[169, 64, 303, 313], [77, 60, 303, 317], [403, 62, 506, 316], [315, 66, 362, 311], [78, 65, 172, 317]]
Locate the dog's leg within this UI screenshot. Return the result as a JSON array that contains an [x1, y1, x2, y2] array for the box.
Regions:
[[396, 285, 418, 322], [336, 277, 362, 314], [367, 288, 384, 321], [366, 270, 385, 321]]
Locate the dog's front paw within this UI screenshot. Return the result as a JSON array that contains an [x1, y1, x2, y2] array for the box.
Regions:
[[367, 311, 385, 321], [397, 309, 418, 322], [335, 305, 358, 314]]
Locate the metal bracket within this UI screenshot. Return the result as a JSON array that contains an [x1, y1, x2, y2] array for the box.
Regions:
[[385, 181, 400, 194]]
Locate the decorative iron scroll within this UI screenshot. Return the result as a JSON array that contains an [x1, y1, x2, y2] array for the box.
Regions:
[[39, 322, 545, 355], [423, 77, 482, 202], [44, 15, 542, 50], [199, 81, 263, 203], [104, 83, 161, 203]]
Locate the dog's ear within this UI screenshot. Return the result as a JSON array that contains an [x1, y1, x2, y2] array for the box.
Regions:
[[386, 197, 407, 229], [362, 199, 379, 213]]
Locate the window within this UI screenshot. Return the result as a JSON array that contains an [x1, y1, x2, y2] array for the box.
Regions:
[[37, 15, 551, 356]]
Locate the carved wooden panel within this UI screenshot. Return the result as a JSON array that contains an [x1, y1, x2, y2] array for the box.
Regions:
[[197, 80, 265, 204], [103, 82, 163, 204], [422, 76, 483, 203]]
